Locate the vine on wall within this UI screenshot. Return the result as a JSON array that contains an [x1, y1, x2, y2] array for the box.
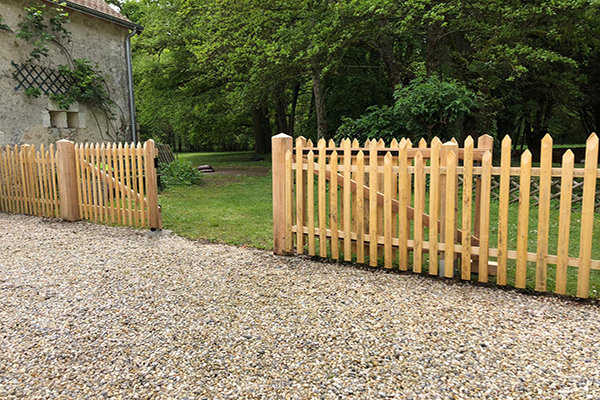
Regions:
[[14, 1, 123, 141], [0, 14, 11, 31]]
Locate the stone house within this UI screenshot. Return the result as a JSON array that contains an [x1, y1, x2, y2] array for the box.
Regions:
[[0, 0, 142, 146]]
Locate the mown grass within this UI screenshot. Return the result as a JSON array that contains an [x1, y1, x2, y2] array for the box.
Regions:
[[158, 152, 273, 249], [159, 151, 600, 298]]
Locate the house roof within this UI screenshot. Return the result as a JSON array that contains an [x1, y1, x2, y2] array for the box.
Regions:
[[44, 0, 143, 30]]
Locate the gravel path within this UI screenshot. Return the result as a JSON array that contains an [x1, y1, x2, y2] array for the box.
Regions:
[[1, 213, 599, 400]]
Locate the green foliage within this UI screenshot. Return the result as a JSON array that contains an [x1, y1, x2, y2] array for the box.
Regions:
[[122, 0, 600, 150], [16, 2, 70, 61], [336, 76, 479, 143], [394, 76, 480, 140], [335, 105, 407, 144], [159, 160, 202, 189], [24, 87, 42, 98], [51, 59, 115, 114], [0, 14, 11, 31]]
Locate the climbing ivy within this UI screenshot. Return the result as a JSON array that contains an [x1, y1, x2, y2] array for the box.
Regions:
[[14, 1, 119, 137], [50, 59, 115, 116], [0, 14, 11, 31], [15, 2, 71, 61]]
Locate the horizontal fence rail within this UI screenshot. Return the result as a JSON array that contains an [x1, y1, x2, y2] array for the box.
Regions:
[[272, 133, 600, 299], [0, 140, 161, 230]]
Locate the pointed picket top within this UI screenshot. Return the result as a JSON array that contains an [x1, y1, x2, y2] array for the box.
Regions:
[[562, 149, 575, 164], [306, 139, 313, 148], [447, 149, 457, 165], [364, 139, 371, 147], [431, 136, 442, 147], [399, 138, 407, 150], [390, 138, 399, 148], [40, 143, 45, 153], [418, 138, 427, 148], [357, 150, 364, 159], [449, 137, 458, 145], [586, 132, 598, 152], [331, 149, 338, 162], [464, 135, 474, 149], [377, 138, 385, 147], [384, 151, 393, 165], [317, 138, 326, 148], [521, 149, 532, 165], [117, 142, 123, 150], [415, 150, 424, 163], [405, 138, 412, 147], [297, 135, 307, 143], [502, 135, 512, 148], [352, 138, 359, 148], [328, 139, 336, 148], [541, 134, 553, 151], [295, 136, 304, 146], [482, 150, 492, 164]]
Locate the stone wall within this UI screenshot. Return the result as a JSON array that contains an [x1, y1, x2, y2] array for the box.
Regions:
[[0, 0, 132, 146]]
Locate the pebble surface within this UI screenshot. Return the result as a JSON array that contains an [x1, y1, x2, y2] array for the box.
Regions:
[[1, 213, 599, 400]]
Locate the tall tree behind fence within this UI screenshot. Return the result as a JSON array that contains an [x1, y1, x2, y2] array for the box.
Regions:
[[272, 133, 600, 299], [0, 140, 161, 230]]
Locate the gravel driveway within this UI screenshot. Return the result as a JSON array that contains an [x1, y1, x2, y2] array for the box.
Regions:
[[1, 213, 599, 399]]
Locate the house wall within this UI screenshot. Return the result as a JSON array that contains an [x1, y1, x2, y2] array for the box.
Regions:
[[0, 0, 132, 147]]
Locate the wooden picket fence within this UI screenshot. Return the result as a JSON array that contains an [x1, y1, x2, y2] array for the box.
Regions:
[[0, 144, 60, 218], [272, 133, 600, 299], [0, 140, 161, 229]]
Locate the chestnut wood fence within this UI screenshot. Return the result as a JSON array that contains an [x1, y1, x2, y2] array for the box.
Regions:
[[272, 133, 600, 299], [0, 139, 161, 229]]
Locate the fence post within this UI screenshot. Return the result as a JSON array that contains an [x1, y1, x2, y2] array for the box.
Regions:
[[56, 140, 80, 222], [272, 133, 293, 255], [144, 139, 161, 230]]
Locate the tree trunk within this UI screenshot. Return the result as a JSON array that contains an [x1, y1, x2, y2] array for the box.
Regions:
[[289, 83, 300, 137], [526, 101, 554, 161], [377, 18, 399, 92], [252, 106, 272, 154], [311, 62, 329, 140], [275, 90, 289, 134]]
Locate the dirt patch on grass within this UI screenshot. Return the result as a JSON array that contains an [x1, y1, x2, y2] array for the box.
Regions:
[[208, 167, 270, 177]]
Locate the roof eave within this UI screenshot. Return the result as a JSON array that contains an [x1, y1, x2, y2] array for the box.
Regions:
[[45, 0, 144, 31]]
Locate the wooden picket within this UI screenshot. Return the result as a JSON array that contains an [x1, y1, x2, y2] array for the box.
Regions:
[[273, 132, 600, 299], [0, 144, 59, 218], [0, 140, 161, 230]]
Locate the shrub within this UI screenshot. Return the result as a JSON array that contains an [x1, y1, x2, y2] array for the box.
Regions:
[[159, 160, 202, 189]]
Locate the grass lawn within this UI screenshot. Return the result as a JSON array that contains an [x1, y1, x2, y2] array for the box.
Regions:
[[159, 151, 600, 298], [158, 152, 274, 249]]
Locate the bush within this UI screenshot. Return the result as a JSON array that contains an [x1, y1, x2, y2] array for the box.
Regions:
[[159, 160, 202, 189], [334, 105, 410, 144], [335, 75, 480, 144]]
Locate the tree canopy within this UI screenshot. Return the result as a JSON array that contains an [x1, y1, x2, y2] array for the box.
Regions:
[[120, 0, 600, 154]]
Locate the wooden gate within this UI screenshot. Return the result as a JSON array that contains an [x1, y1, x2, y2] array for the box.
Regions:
[[0, 139, 161, 230]]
